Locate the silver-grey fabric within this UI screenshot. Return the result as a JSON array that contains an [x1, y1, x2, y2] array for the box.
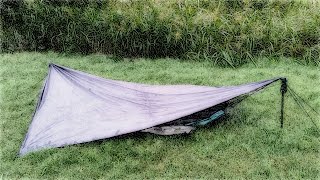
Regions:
[[141, 126, 196, 135], [19, 64, 280, 155]]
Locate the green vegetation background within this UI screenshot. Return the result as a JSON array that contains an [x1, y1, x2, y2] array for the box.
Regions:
[[0, 52, 319, 179], [2, 0, 320, 66]]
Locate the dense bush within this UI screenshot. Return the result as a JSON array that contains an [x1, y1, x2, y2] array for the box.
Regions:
[[1, 0, 320, 66]]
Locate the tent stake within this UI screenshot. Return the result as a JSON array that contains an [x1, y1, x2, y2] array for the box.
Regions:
[[280, 78, 287, 128]]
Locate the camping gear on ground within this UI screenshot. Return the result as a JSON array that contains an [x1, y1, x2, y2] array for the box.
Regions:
[[19, 64, 288, 156]]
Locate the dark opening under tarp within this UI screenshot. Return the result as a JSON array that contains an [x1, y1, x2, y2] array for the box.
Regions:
[[19, 64, 281, 155]]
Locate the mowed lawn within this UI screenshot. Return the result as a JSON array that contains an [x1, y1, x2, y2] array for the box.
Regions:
[[0, 52, 319, 179]]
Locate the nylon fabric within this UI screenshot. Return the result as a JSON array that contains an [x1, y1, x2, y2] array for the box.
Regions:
[[19, 64, 281, 155]]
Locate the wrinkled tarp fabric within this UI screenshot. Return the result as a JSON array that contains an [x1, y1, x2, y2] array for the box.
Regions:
[[19, 64, 280, 155]]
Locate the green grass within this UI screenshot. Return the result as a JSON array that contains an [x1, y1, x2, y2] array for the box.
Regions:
[[2, 0, 320, 66], [0, 52, 319, 179]]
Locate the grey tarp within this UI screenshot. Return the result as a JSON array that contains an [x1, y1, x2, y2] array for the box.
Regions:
[[20, 64, 280, 155]]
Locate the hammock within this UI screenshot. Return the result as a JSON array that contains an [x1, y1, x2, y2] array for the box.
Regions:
[[19, 64, 284, 156]]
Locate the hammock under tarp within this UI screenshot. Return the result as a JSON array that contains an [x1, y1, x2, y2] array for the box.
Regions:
[[19, 64, 282, 156]]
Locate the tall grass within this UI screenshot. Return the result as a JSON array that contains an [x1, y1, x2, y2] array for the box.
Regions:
[[1, 0, 320, 66]]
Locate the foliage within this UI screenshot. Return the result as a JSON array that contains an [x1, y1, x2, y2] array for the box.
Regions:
[[1, 0, 320, 66]]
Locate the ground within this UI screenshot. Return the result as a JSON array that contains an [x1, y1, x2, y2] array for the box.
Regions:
[[0, 52, 319, 179]]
